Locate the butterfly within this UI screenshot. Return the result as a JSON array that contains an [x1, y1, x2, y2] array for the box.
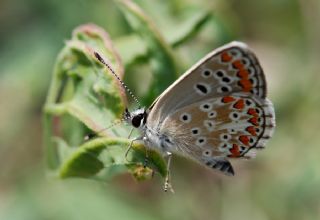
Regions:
[[94, 41, 275, 191]]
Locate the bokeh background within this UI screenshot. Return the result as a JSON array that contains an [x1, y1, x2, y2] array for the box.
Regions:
[[1, 0, 320, 219]]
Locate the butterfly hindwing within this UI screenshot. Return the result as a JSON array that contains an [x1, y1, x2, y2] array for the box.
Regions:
[[159, 93, 275, 175]]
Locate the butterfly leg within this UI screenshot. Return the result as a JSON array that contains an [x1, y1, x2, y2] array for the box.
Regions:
[[127, 127, 134, 139], [164, 152, 174, 193], [125, 136, 142, 162]]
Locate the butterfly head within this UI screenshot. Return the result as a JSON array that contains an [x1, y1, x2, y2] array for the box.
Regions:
[[124, 108, 148, 129]]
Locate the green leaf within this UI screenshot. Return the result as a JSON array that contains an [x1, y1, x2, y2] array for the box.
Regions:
[[43, 24, 167, 181], [116, 0, 177, 104], [165, 10, 212, 47], [115, 35, 148, 66], [59, 137, 167, 179], [44, 24, 127, 143], [115, 7, 212, 69]]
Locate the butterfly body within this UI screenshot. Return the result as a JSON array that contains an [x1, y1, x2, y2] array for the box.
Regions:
[[124, 41, 275, 176]]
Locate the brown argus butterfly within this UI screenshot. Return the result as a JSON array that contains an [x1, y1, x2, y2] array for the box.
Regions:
[[94, 41, 275, 192]]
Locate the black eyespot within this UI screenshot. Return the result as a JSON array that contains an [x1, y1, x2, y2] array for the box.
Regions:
[[221, 86, 229, 92], [223, 135, 228, 140], [192, 128, 199, 135], [215, 70, 224, 77], [196, 83, 208, 94], [246, 100, 252, 105], [180, 113, 191, 123], [233, 113, 239, 118], [132, 114, 144, 128], [199, 138, 205, 143], [203, 69, 211, 76], [204, 150, 210, 155], [208, 111, 216, 118], [222, 77, 231, 83]]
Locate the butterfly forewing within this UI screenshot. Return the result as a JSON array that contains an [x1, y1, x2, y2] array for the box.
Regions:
[[148, 42, 267, 128]]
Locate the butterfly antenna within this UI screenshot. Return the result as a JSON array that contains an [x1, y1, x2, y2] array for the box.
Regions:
[[94, 52, 142, 108], [84, 119, 124, 141]]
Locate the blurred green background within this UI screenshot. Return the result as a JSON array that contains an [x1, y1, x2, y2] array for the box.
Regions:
[[1, 0, 320, 219]]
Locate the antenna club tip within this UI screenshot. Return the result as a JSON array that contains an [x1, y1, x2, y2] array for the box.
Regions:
[[94, 51, 104, 63]]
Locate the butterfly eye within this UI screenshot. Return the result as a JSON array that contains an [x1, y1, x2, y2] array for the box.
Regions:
[[132, 114, 144, 128]]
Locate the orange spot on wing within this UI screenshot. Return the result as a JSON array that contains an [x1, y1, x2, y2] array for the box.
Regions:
[[246, 126, 257, 136], [221, 52, 232, 62], [249, 117, 259, 126], [230, 144, 241, 157], [222, 96, 235, 103], [239, 135, 250, 146], [232, 60, 244, 70], [233, 99, 245, 109], [239, 79, 252, 92], [247, 108, 257, 116], [237, 69, 249, 78]]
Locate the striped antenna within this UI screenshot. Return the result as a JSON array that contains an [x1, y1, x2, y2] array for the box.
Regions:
[[94, 52, 142, 108]]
